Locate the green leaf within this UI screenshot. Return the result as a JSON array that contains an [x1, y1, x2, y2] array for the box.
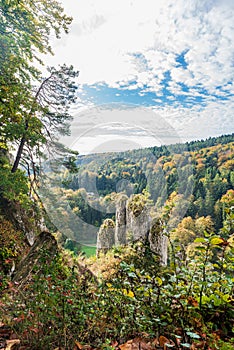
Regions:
[[204, 231, 212, 238], [222, 294, 231, 302], [180, 343, 191, 348], [210, 237, 224, 245], [213, 297, 222, 306], [186, 331, 200, 339], [194, 238, 206, 243], [127, 272, 137, 278]]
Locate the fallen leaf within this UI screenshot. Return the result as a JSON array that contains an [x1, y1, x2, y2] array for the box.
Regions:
[[5, 339, 20, 350], [187, 297, 198, 307], [111, 340, 118, 348], [74, 341, 83, 349], [159, 336, 170, 347], [81, 346, 92, 350], [29, 327, 40, 334], [151, 338, 159, 347], [119, 339, 134, 350], [119, 338, 153, 350]]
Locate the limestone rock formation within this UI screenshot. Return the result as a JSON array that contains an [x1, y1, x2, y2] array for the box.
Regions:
[[96, 219, 115, 257], [149, 218, 168, 265], [115, 194, 128, 245], [96, 194, 168, 265], [126, 203, 151, 242]]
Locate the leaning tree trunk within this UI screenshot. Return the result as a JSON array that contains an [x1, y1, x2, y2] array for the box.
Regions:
[[11, 136, 26, 173]]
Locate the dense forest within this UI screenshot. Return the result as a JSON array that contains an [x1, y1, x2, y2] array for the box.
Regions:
[[0, 0, 233, 349], [45, 133, 234, 247]]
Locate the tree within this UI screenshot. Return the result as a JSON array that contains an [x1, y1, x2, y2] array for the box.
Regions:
[[11, 64, 78, 174], [171, 216, 196, 246], [0, 0, 72, 76], [0, 0, 78, 194], [0, 0, 72, 123], [171, 215, 214, 248]]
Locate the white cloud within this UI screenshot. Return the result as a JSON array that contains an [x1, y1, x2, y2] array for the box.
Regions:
[[41, 0, 234, 147], [152, 98, 234, 142], [57, 96, 234, 156], [44, 0, 233, 100]]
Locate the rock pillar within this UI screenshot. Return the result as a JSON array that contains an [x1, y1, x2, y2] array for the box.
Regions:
[[115, 194, 128, 245], [96, 219, 115, 257], [149, 218, 168, 265]]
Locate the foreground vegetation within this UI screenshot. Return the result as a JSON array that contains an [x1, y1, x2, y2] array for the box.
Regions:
[[0, 196, 233, 349]]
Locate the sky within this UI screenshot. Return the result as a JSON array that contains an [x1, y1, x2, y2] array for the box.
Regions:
[[43, 0, 234, 154]]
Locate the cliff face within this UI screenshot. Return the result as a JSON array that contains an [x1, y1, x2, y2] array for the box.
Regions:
[[126, 204, 150, 242], [149, 218, 168, 266], [97, 194, 168, 264], [12, 231, 58, 289], [96, 219, 115, 257], [115, 195, 128, 245]]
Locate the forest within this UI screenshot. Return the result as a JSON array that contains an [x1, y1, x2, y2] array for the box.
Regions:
[[44, 133, 234, 251], [0, 0, 234, 349]]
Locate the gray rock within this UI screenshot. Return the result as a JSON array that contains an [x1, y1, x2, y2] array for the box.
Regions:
[[96, 219, 115, 256], [149, 218, 168, 265], [126, 194, 151, 242], [96, 194, 168, 265], [12, 231, 58, 289], [126, 206, 150, 242], [115, 194, 128, 245]]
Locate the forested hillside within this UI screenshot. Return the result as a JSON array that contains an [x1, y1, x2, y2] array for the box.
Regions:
[[57, 134, 234, 235]]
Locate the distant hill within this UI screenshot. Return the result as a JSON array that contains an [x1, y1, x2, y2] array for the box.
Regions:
[[58, 133, 234, 232], [76, 133, 234, 166]]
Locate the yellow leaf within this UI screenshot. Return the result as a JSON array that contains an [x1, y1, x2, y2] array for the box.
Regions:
[[210, 237, 224, 245], [156, 277, 163, 286], [128, 290, 135, 298], [123, 289, 135, 298]]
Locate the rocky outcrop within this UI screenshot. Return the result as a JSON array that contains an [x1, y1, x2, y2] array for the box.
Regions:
[[96, 219, 115, 257], [149, 218, 168, 265], [96, 194, 168, 264], [12, 230, 98, 292], [12, 231, 58, 289], [115, 194, 128, 245], [126, 203, 150, 242]]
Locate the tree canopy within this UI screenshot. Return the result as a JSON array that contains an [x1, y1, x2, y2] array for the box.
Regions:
[[0, 0, 78, 199]]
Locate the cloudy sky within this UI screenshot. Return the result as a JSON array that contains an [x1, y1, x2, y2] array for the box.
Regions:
[[44, 0, 234, 154]]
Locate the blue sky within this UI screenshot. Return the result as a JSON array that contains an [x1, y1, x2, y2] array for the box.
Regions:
[[44, 0, 234, 154]]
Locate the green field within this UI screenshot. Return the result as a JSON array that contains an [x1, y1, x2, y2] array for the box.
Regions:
[[81, 245, 96, 257]]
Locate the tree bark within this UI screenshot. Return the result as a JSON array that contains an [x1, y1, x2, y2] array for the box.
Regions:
[[11, 136, 26, 173]]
